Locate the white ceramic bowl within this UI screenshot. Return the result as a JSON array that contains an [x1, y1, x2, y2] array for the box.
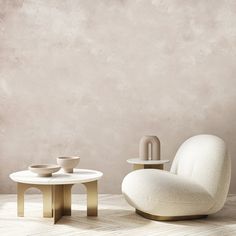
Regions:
[[29, 164, 61, 177], [57, 156, 80, 173]]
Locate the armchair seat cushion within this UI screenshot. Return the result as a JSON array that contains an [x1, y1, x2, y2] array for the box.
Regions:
[[122, 169, 214, 216]]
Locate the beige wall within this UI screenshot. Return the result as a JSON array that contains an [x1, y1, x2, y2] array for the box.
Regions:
[[0, 0, 236, 193]]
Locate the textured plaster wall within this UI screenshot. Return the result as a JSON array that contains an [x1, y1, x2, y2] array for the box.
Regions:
[[0, 0, 236, 193]]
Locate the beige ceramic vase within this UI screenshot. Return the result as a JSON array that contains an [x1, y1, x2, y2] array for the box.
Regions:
[[139, 136, 160, 160]]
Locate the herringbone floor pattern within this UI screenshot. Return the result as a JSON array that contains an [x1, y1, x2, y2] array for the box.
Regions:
[[0, 194, 236, 236]]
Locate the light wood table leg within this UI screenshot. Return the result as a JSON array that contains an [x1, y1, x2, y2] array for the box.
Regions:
[[17, 183, 27, 217], [63, 184, 73, 216], [53, 185, 64, 223], [17, 183, 53, 218], [17, 182, 100, 223], [83, 181, 98, 216], [40, 185, 53, 218]]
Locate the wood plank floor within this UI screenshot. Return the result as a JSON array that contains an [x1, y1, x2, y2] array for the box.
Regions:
[[0, 194, 236, 236]]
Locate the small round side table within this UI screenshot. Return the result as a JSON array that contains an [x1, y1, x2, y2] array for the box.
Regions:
[[127, 158, 169, 170]]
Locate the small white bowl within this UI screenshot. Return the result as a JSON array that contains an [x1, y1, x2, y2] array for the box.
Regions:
[[57, 156, 80, 173], [29, 164, 61, 177]]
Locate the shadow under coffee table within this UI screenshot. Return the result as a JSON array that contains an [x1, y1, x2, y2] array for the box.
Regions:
[[10, 169, 103, 223]]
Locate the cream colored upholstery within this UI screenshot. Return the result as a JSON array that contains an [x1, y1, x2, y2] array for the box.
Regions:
[[122, 135, 231, 217]]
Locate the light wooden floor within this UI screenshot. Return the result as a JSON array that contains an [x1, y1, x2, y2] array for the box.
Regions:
[[0, 194, 236, 236]]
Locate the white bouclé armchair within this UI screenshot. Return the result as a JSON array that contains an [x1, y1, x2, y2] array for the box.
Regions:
[[122, 135, 231, 220]]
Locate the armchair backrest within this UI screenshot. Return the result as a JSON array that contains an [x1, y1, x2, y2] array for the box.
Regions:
[[170, 134, 231, 213]]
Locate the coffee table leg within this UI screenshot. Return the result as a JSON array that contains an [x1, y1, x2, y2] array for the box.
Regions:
[[17, 183, 53, 218], [17, 183, 26, 217], [53, 185, 64, 223], [63, 184, 73, 216], [83, 180, 98, 216], [40, 185, 53, 218]]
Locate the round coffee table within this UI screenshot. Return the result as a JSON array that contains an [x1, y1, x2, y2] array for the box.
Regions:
[[10, 169, 103, 223]]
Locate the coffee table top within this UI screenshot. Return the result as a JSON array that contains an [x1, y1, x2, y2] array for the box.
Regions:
[[10, 169, 103, 185], [127, 158, 169, 165]]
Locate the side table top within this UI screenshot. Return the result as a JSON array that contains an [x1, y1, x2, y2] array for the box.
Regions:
[[127, 158, 169, 165], [10, 169, 103, 185]]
